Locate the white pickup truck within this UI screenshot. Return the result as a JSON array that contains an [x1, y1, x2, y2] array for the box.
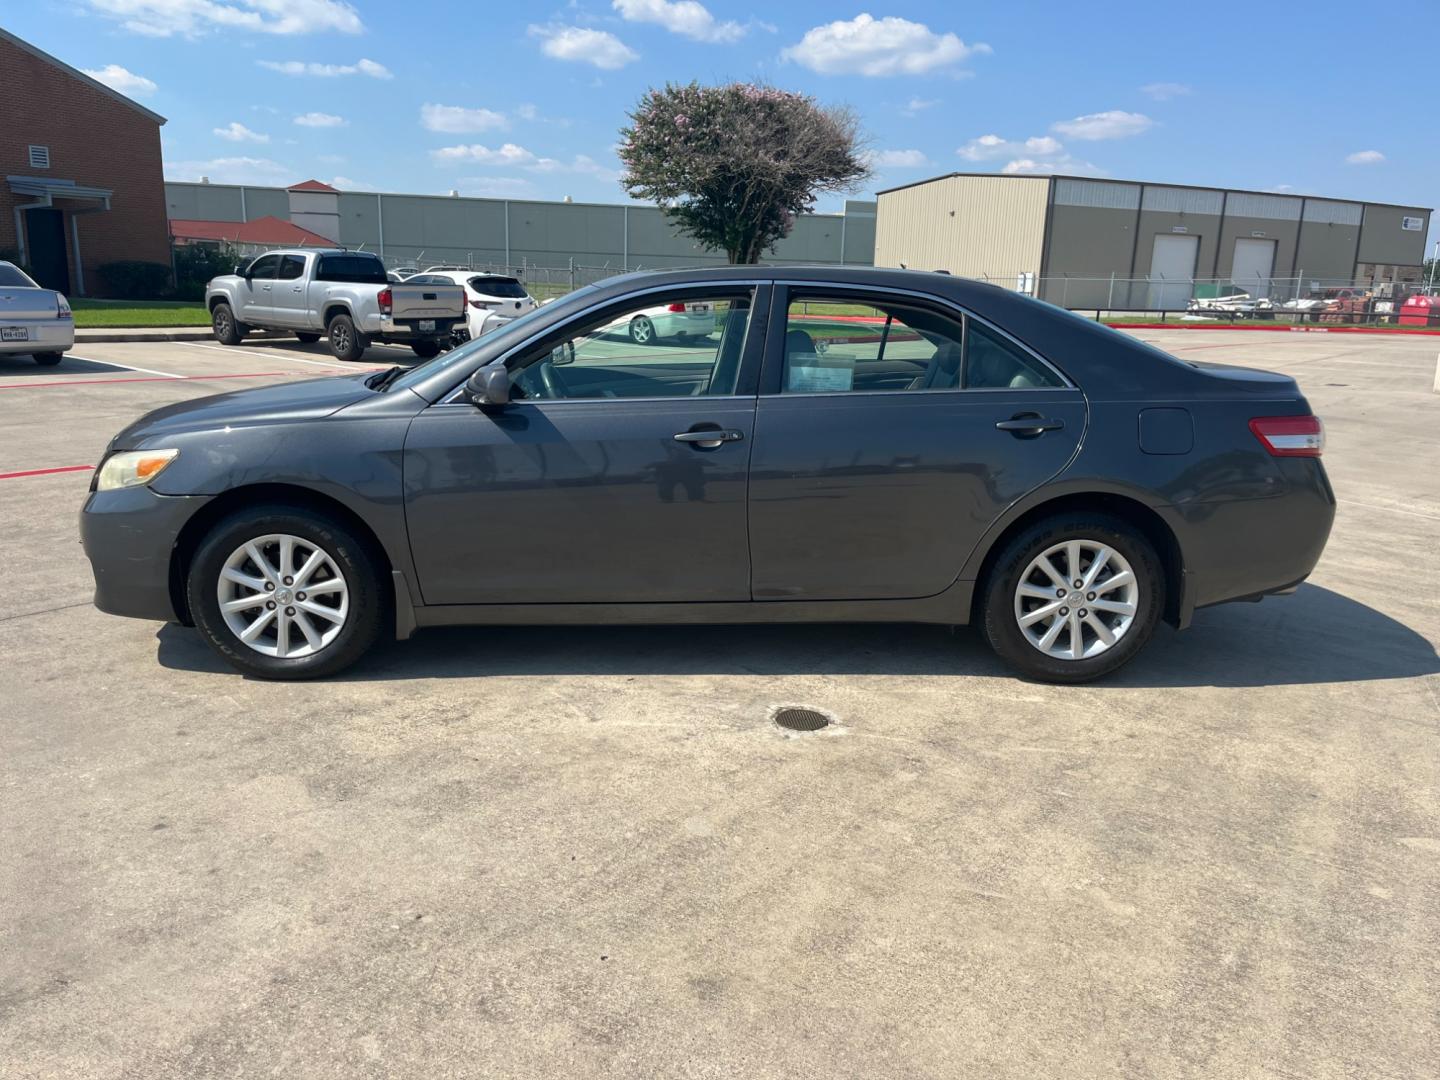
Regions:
[[206, 249, 464, 361]]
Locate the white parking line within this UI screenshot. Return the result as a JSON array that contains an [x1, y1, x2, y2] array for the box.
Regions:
[[66, 355, 186, 379]]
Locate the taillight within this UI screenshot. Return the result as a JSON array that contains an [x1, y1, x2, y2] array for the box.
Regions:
[[378, 288, 392, 314], [666, 302, 687, 313], [469, 299, 493, 309], [1250, 415, 1324, 457], [57, 295, 72, 320]]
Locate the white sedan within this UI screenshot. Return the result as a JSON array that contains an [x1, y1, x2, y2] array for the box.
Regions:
[[0, 261, 73, 365], [611, 300, 717, 345]]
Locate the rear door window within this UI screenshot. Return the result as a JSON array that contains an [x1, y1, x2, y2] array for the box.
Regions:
[[277, 254, 306, 281], [315, 255, 388, 284]]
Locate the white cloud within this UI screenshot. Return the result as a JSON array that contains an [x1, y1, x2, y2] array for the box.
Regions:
[[164, 156, 292, 184], [432, 142, 538, 166], [1141, 82, 1191, 101], [1346, 149, 1385, 165], [781, 15, 989, 77], [86, 0, 363, 37], [863, 148, 930, 168], [1051, 110, 1153, 140], [529, 25, 639, 69], [329, 176, 359, 188], [458, 177, 538, 198], [80, 63, 157, 97], [214, 121, 269, 143], [258, 57, 391, 78], [1267, 184, 1295, 193], [1001, 156, 1103, 176], [529, 154, 622, 182], [294, 111, 346, 127], [420, 103, 508, 134], [902, 97, 939, 116], [612, 0, 744, 43], [958, 134, 1062, 162]]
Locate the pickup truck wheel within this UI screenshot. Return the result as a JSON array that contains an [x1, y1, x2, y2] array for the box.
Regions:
[[212, 302, 247, 345], [32, 352, 64, 366], [295, 332, 321, 344], [187, 506, 384, 680], [327, 313, 367, 362], [410, 340, 441, 359]]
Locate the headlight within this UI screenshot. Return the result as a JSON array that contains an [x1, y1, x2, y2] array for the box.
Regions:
[[95, 449, 179, 491]]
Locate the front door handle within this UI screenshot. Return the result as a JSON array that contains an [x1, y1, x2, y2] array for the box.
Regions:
[[674, 428, 744, 449], [292, 286, 303, 292], [996, 415, 1064, 437]]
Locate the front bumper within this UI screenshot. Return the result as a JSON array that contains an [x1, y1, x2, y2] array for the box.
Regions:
[[0, 320, 73, 354], [80, 486, 212, 622]]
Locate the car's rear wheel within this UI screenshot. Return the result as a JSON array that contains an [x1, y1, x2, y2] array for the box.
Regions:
[[32, 352, 63, 366], [295, 332, 321, 344], [981, 513, 1162, 683], [629, 315, 657, 345], [327, 313, 367, 361], [411, 340, 441, 359], [187, 506, 384, 679], [212, 302, 247, 345]]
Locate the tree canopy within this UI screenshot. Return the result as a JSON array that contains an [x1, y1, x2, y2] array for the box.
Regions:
[[618, 82, 871, 264]]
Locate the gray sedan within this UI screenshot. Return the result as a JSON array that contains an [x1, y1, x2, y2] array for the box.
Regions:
[[81, 266, 1334, 682], [0, 260, 73, 364]]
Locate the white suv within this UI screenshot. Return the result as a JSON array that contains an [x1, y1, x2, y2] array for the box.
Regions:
[[423, 271, 537, 340]]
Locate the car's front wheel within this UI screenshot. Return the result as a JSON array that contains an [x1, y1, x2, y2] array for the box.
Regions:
[[187, 506, 384, 679], [212, 303, 247, 345], [981, 513, 1163, 683], [629, 315, 658, 345]]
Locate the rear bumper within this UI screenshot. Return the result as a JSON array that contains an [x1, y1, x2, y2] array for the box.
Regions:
[[0, 320, 73, 354], [365, 315, 461, 340], [80, 486, 212, 622]]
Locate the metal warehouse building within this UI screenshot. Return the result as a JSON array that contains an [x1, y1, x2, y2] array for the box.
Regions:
[[874, 173, 1432, 310], [164, 180, 876, 284]]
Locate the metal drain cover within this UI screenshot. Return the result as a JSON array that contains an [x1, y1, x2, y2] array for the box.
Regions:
[[773, 707, 831, 732]]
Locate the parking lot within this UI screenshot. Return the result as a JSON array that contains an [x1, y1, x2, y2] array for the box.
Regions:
[[2, 329, 1437, 1078]]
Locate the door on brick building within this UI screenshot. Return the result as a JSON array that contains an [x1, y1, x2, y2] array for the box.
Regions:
[[24, 209, 69, 294]]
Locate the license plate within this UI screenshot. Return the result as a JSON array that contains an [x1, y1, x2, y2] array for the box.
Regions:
[[419, 319, 435, 332], [1, 327, 28, 342], [688, 304, 710, 314]]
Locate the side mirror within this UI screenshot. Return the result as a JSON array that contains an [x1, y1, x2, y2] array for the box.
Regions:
[[235, 265, 249, 279], [465, 364, 510, 407]]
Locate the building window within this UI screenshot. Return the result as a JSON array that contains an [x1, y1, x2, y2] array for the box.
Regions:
[[28, 145, 51, 169]]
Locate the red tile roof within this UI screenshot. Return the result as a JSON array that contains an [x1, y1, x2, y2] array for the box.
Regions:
[[287, 179, 339, 193], [168, 215, 335, 246]]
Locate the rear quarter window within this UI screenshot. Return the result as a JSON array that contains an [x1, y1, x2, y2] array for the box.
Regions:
[[315, 255, 389, 285]]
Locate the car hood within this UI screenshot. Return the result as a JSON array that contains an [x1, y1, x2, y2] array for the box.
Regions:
[[110, 374, 372, 449]]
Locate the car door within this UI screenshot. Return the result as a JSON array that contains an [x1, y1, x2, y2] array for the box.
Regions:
[[746, 287, 1087, 601], [269, 253, 309, 327], [236, 253, 279, 324], [403, 285, 769, 605]]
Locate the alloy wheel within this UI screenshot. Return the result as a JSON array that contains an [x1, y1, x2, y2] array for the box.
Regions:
[[1012, 539, 1138, 661], [630, 316, 653, 343], [216, 533, 349, 658]]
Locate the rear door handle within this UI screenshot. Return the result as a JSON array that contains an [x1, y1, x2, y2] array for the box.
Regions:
[[995, 415, 1064, 436], [674, 429, 744, 448]]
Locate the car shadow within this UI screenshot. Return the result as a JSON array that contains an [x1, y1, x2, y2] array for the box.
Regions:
[[154, 583, 1437, 689], [0, 355, 120, 376]]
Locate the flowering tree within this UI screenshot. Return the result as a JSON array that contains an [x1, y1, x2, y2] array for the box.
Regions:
[[618, 82, 871, 264]]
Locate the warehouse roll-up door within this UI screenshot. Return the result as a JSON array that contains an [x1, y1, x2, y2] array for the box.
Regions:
[[1231, 237, 1277, 298], [1147, 234, 1198, 310]]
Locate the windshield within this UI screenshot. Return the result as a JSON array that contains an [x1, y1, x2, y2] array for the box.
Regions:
[[0, 264, 39, 288], [468, 276, 528, 298], [384, 286, 597, 395]]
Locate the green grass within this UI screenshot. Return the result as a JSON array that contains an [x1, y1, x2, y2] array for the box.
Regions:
[[72, 299, 210, 328]]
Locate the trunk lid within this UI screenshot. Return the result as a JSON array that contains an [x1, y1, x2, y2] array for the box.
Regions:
[[1189, 360, 1303, 396], [0, 286, 58, 322], [389, 282, 464, 321]]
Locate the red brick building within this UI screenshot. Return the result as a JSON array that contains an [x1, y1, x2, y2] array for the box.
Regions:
[[0, 27, 169, 297]]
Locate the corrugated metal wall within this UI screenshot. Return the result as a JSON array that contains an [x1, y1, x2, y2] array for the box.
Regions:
[[164, 182, 875, 269], [873, 175, 1049, 279]]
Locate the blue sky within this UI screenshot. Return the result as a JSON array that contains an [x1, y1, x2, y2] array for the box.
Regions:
[[5, 1, 1436, 246]]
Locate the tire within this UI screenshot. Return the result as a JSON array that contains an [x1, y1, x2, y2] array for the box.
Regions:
[[411, 340, 441, 359], [327, 313, 367, 362], [212, 302, 247, 345], [187, 505, 385, 680], [295, 332, 321, 344], [980, 512, 1163, 684], [32, 352, 63, 366], [629, 315, 658, 345]]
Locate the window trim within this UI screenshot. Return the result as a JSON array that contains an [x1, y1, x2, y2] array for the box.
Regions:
[[762, 282, 1074, 397], [435, 280, 772, 406]]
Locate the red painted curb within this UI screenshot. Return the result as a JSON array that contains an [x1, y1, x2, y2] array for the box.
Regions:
[[0, 371, 291, 390], [1105, 322, 1440, 335], [0, 465, 94, 480]]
